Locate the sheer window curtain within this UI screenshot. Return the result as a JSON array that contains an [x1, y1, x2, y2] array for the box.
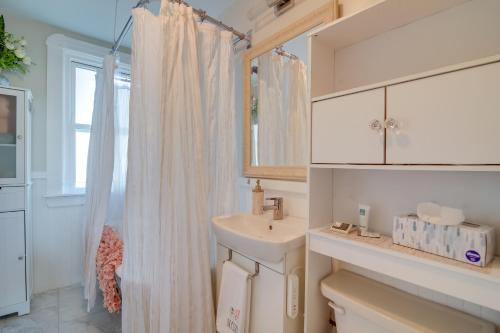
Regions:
[[123, 2, 237, 332], [83, 55, 130, 311]]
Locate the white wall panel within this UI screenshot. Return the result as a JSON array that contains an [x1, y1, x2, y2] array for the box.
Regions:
[[32, 177, 84, 293]]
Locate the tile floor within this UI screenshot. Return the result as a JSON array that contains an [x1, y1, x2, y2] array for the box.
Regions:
[[0, 285, 121, 333]]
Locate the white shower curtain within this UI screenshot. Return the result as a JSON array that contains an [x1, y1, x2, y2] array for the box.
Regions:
[[258, 52, 285, 165], [123, 2, 237, 332], [285, 59, 308, 165], [257, 52, 308, 165], [83, 55, 116, 311], [198, 25, 239, 270]]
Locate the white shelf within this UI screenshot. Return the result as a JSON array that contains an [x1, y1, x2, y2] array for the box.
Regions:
[[308, 227, 500, 312], [309, 164, 500, 172], [0, 144, 16, 148], [311, 55, 500, 102], [310, 0, 468, 50]]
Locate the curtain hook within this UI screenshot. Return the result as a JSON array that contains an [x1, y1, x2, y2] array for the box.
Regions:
[[199, 10, 207, 22]]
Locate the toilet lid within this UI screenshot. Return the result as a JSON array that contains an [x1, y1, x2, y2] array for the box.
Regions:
[[321, 270, 494, 333]]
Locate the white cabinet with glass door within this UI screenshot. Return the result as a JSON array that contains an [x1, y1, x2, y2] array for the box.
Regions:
[[0, 87, 26, 185], [0, 86, 32, 317]]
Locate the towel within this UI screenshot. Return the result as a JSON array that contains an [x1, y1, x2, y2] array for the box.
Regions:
[[216, 261, 252, 333]]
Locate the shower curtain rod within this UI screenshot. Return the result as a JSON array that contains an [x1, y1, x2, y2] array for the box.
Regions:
[[275, 45, 298, 60], [111, 0, 249, 54]]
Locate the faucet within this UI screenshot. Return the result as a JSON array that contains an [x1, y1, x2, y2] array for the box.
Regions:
[[263, 197, 284, 220]]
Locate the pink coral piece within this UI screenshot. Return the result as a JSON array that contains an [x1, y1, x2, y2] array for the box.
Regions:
[[96, 225, 123, 313]]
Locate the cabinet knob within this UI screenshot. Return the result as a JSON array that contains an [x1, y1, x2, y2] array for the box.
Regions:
[[384, 118, 399, 130], [369, 119, 384, 134], [18, 256, 25, 261], [17, 134, 23, 140]]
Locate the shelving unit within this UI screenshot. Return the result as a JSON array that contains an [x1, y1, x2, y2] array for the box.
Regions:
[[305, 166, 500, 332], [309, 227, 500, 312], [304, 1, 500, 331], [309, 0, 469, 98]]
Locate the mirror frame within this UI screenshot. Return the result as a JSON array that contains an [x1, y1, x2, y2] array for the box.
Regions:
[[243, 1, 339, 182]]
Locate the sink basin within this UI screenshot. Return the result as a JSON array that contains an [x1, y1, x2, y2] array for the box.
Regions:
[[212, 213, 307, 263]]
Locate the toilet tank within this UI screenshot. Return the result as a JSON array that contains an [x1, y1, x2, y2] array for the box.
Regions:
[[321, 270, 495, 333]]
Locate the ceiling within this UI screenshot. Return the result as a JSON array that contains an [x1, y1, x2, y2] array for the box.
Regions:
[[0, 0, 236, 48]]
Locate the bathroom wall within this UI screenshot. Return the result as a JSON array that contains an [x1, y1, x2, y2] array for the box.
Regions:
[[1, 13, 120, 293], [221, 0, 500, 329]]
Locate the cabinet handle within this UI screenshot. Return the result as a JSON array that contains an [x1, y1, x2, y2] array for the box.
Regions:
[[369, 119, 384, 134]]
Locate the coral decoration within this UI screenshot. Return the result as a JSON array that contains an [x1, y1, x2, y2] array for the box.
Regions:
[[96, 225, 123, 313]]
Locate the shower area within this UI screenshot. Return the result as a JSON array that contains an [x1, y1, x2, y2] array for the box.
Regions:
[[81, 0, 247, 332]]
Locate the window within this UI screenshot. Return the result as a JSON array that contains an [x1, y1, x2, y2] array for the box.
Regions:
[[67, 62, 131, 193], [71, 63, 96, 190], [46, 34, 131, 201]]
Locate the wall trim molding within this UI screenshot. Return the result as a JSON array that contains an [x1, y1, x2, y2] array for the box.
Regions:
[[44, 192, 85, 208]]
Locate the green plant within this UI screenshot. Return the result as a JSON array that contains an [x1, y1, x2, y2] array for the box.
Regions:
[[0, 15, 33, 75]]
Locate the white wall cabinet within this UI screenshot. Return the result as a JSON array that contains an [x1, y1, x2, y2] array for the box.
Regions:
[[386, 61, 500, 164], [0, 86, 32, 317], [312, 88, 385, 164], [311, 58, 500, 168]]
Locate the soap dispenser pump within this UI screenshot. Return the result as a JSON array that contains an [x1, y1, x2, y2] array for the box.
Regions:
[[252, 179, 264, 215]]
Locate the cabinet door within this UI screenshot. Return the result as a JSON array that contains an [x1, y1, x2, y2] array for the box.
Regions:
[[312, 88, 385, 164], [0, 211, 26, 308], [0, 88, 25, 185], [386, 62, 500, 164]]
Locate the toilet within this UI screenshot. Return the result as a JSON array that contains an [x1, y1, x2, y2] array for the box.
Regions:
[[321, 270, 495, 333]]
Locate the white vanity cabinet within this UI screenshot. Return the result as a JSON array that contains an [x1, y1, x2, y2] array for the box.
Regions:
[[311, 88, 385, 164], [216, 244, 305, 333], [0, 86, 32, 317], [311, 58, 500, 167]]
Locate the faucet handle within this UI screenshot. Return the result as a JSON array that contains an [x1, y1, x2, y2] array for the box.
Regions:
[[266, 197, 283, 220]]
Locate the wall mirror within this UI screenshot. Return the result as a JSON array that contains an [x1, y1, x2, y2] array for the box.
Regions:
[[243, 1, 338, 181]]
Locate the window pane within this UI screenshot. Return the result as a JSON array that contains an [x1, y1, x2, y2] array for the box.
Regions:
[[0, 94, 17, 179], [75, 130, 90, 189], [75, 66, 96, 125]]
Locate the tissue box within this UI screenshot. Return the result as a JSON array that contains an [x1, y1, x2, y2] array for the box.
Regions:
[[393, 215, 495, 267]]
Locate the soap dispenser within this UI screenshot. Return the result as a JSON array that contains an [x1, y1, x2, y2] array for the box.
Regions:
[[252, 179, 264, 215]]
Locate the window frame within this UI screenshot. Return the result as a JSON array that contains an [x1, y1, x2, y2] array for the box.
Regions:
[[46, 34, 130, 203]]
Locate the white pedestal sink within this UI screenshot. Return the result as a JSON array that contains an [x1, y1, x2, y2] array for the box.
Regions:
[[212, 213, 307, 263]]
